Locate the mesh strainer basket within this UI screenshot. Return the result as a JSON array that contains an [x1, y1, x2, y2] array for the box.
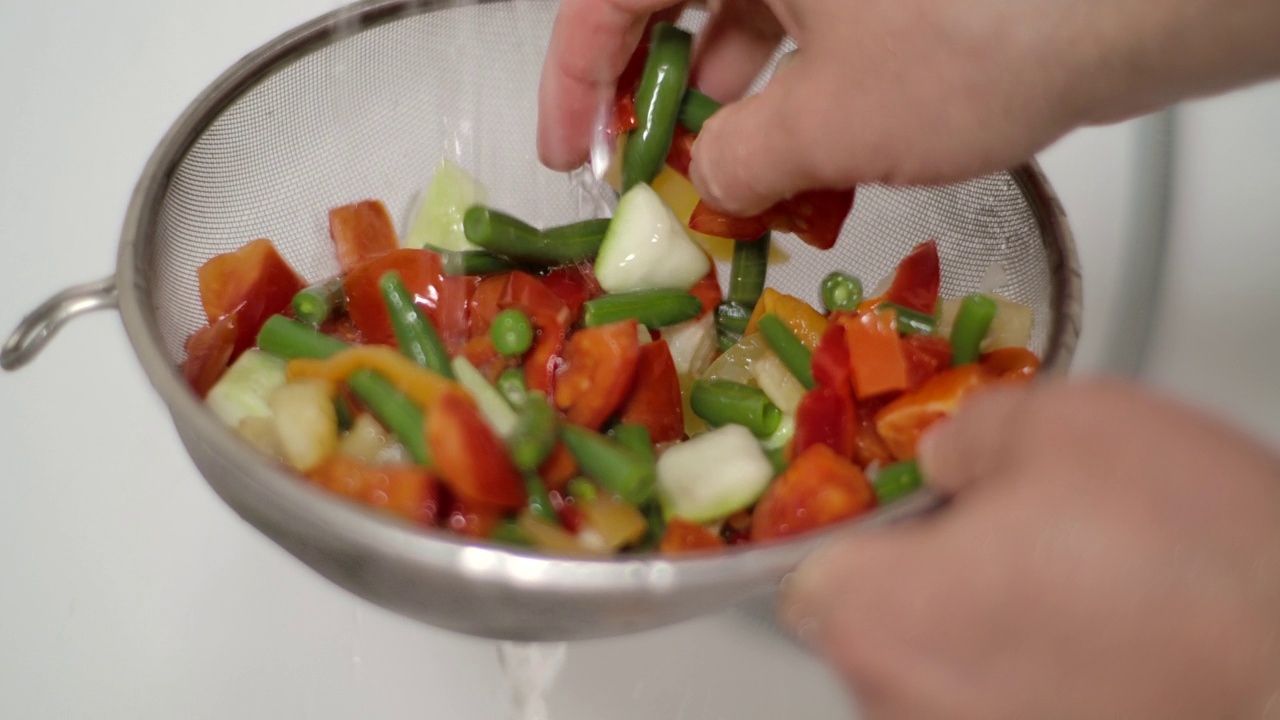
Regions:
[[1, 0, 1081, 641]]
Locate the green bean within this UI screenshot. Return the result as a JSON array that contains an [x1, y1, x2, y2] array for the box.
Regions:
[[608, 423, 655, 464], [622, 23, 693, 191], [678, 88, 721, 134], [567, 477, 599, 503], [582, 290, 701, 328], [637, 500, 667, 551], [497, 368, 528, 410], [379, 271, 454, 378], [950, 294, 998, 366], [766, 447, 789, 475], [256, 315, 430, 465], [873, 459, 923, 504], [821, 271, 863, 312], [757, 314, 816, 389], [559, 424, 656, 506], [878, 302, 938, 336], [333, 395, 355, 433], [525, 473, 560, 525], [689, 379, 782, 437], [292, 277, 345, 327], [441, 250, 519, 277], [490, 518, 532, 547], [463, 206, 607, 264], [728, 232, 770, 307], [491, 309, 535, 356], [715, 301, 752, 351], [509, 391, 558, 473]]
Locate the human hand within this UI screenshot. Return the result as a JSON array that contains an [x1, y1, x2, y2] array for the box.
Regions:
[[538, 0, 1280, 216], [780, 380, 1280, 719]]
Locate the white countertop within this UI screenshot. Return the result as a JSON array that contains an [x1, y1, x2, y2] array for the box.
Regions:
[[3, 1, 1277, 717]]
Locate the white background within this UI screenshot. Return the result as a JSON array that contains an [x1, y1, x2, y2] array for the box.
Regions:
[[2, 1, 1278, 718]]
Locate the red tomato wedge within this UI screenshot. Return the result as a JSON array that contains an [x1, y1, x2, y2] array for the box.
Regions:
[[182, 313, 238, 397], [980, 347, 1041, 381], [427, 392, 526, 508], [688, 264, 722, 318], [197, 238, 305, 356], [874, 364, 994, 460], [884, 240, 941, 315], [554, 320, 642, 429], [618, 340, 685, 443], [343, 249, 448, 346], [309, 456, 441, 526], [329, 200, 399, 273], [752, 444, 875, 542], [811, 321, 852, 393], [790, 385, 858, 461], [901, 334, 953, 390], [659, 517, 725, 554], [842, 311, 910, 400]]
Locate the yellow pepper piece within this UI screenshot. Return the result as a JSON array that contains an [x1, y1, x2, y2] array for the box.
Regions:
[[286, 346, 467, 411], [744, 288, 828, 350]]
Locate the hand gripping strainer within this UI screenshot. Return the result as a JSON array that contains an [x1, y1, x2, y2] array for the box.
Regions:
[[1, 0, 1081, 641]]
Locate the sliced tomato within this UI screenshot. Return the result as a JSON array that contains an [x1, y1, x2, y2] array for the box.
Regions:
[[308, 455, 441, 526], [541, 265, 602, 324], [980, 347, 1041, 381], [197, 238, 305, 356], [901, 334, 953, 390], [842, 311, 910, 400], [790, 385, 858, 461], [764, 189, 856, 251], [659, 517, 725, 554], [751, 444, 875, 542], [182, 313, 238, 397], [329, 200, 399, 273], [427, 392, 526, 508], [811, 321, 852, 393], [554, 320, 642, 429], [343, 248, 445, 346], [688, 201, 769, 240], [874, 364, 994, 460], [618, 340, 685, 443], [884, 240, 941, 315], [687, 264, 722, 318], [538, 441, 579, 493]]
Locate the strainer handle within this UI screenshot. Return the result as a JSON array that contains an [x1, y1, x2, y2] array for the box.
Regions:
[[1, 276, 118, 371]]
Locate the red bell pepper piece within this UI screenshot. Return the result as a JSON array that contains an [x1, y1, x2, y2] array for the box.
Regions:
[[884, 240, 941, 315], [609, 6, 685, 138], [554, 320, 642, 429], [688, 202, 769, 240], [685, 188, 855, 249], [980, 347, 1041, 381], [460, 334, 512, 384], [790, 385, 858, 461], [443, 495, 506, 539], [182, 313, 238, 397], [435, 274, 476, 354], [503, 272, 572, 392], [901, 334, 953, 390], [197, 238, 305, 356], [687, 264, 723, 318], [541, 265, 602, 324], [751, 444, 875, 542], [308, 455, 442, 526], [618, 340, 685, 443], [842, 312, 910, 400], [664, 125, 697, 177], [329, 200, 399, 273], [538, 441, 579, 493], [343, 249, 446, 346], [874, 364, 994, 460], [468, 273, 509, 338], [659, 517, 725, 554], [811, 321, 852, 393], [548, 490, 586, 534], [427, 392, 526, 509]]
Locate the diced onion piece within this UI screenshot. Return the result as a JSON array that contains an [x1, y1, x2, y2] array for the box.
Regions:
[[236, 416, 284, 461], [751, 352, 805, 416], [268, 380, 339, 472], [338, 413, 390, 465], [577, 497, 648, 550], [516, 512, 609, 557]]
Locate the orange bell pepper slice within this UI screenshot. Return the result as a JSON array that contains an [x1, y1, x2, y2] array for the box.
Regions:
[[309, 455, 440, 526], [659, 517, 725, 554], [873, 364, 993, 460], [329, 200, 399, 274], [286, 345, 465, 412], [744, 288, 828, 350], [841, 311, 909, 400]]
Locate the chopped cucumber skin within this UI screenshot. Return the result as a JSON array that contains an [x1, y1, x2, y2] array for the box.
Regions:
[[594, 183, 710, 293], [656, 424, 774, 523], [450, 356, 519, 439], [406, 159, 488, 252], [206, 350, 288, 428]]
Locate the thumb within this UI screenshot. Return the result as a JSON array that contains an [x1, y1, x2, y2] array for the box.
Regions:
[[687, 56, 840, 216], [917, 382, 1031, 497]]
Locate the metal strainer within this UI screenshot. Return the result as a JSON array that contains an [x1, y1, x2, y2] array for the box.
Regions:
[[1, 0, 1081, 641]]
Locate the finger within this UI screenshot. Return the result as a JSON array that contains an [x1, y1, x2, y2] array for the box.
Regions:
[[537, 0, 680, 170], [917, 382, 1031, 497], [687, 56, 839, 215], [689, 0, 785, 102]]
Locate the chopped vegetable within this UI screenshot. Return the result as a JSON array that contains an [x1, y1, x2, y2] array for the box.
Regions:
[[206, 349, 288, 428], [842, 311, 910, 399], [690, 379, 782, 438], [656, 424, 774, 523], [744, 288, 828, 350], [490, 308, 535, 356], [428, 392, 526, 508], [406, 158, 488, 252], [821, 272, 863, 312], [440, 250, 518, 277], [559, 425, 655, 506], [329, 200, 398, 273], [594, 183, 711, 293], [791, 385, 857, 461], [877, 302, 937, 336], [750, 352, 806, 416], [268, 380, 339, 472], [873, 459, 924, 504], [884, 240, 941, 315], [183, 313, 240, 398], [309, 455, 439, 525], [981, 346, 1040, 380], [577, 497, 649, 551], [622, 23, 692, 191], [292, 278, 345, 327], [582, 289, 701, 328], [496, 368, 528, 409], [342, 249, 446, 346], [450, 356, 519, 440], [618, 341, 685, 443], [950, 294, 999, 366], [728, 233, 771, 308], [508, 391, 558, 473], [757, 314, 817, 390], [659, 517, 725, 554], [198, 238, 305, 356], [524, 473, 560, 525], [380, 270, 454, 377], [677, 89, 720, 133], [874, 364, 992, 459], [462, 206, 608, 264], [554, 320, 642, 430], [751, 444, 875, 542]]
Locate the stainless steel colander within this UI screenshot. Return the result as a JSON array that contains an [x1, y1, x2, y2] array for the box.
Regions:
[[1, 0, 1081, 641]]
